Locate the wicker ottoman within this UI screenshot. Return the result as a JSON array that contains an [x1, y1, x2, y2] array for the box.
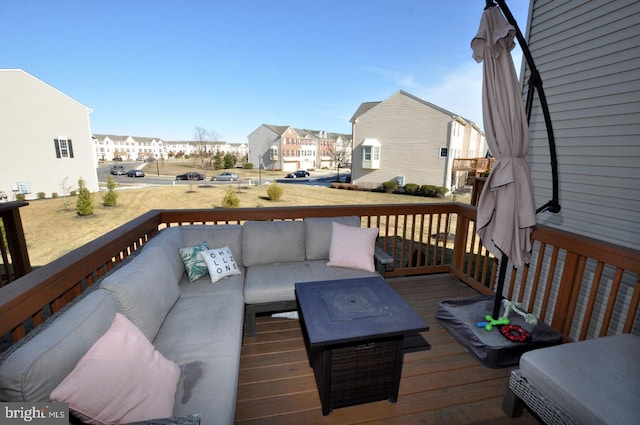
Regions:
[[503, 334, 640, 425]]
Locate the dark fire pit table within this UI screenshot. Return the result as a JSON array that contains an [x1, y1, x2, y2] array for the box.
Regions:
[[295, 276, 429, 415]]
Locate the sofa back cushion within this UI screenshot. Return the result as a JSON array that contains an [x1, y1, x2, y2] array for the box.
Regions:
[[242, 220, 305, 267], [179, 224, 243, 264], [304, 216, 361, 260], [0, 289, 119, 402], [100, 246, 180, 341]]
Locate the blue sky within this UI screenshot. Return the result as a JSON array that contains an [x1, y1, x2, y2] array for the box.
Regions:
[[2, 1, 530, 143]]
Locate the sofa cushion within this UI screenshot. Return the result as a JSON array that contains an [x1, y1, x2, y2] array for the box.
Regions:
[[152, 292, 245, 425], [304, 216, 361, 260], [179, 225, 243, 264], [519, 333, 640, 425], [201, 246, 241, 283], [51, 313, 180, 425], [100, 246, 180, 341], [178, 242, 210, 282], [0, 289, 119, 402], [244, 260, 380, 304], [327, 222, 378, 272], [242, 220, 305, 267]]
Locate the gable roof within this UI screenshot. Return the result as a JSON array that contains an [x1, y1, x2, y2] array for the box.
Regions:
[[350, 90, 479, 127]]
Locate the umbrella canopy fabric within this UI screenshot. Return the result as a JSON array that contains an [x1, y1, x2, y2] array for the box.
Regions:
[[472, 5, 536, 269]]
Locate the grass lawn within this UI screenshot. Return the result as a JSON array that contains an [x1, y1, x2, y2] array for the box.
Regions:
[[23, 170, 470, 266]]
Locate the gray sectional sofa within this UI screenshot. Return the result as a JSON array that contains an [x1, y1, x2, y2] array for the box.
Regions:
[[0, 216, 389, 425]]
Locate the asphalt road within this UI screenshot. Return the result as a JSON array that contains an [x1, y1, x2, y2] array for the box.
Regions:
[[98, 163, 348, 188]]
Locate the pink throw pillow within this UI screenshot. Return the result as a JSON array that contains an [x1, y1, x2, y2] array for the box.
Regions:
[[327, 222, 378, 272], [50, 313, 180, 425]]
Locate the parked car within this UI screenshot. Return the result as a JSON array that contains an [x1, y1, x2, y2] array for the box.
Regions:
[[110, 165, 126, 175], [176, 172, 205, 180], [126, 169, 145, 177], [211, 172, 239, 181], [285, 170, 310, 178]]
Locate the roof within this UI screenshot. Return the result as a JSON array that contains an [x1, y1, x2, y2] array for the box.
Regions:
[[350, 90, 479, 127]]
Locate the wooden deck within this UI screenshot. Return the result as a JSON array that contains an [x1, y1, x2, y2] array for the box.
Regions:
[[236, 274, 541, 424]]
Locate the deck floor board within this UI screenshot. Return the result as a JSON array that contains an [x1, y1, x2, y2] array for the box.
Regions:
[[236, 274, 541, 424]]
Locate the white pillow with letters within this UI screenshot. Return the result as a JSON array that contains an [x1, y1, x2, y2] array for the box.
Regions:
[[201, 246, 241, 283]]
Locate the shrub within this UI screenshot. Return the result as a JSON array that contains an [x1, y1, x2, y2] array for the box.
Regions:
[[435, 186, 449, 197], [267, 183, 283, 201], [381, 181, 398, 193], [403, 183, 419, 195], [52, 192, 59, 198], [37, 192, 46, 199], [243, 163, 254, 170], [419, 185, 437, 197], [16, 193, 26, 201], [70, 190, 77, 196], [102, 175, 118, 207], [221, 186, 240, 208], [76, 177, 94, 216]]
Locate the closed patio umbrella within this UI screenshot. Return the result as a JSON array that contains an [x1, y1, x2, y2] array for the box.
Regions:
[[472, 4, 536, 319]]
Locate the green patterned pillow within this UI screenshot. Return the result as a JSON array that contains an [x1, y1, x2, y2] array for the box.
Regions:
[[178, 242, 209, 282]]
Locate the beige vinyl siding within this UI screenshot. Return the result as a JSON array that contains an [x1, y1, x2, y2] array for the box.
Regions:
[[523, 0, 640, 250], [352, 92, 453, 188], [0, 70, 97, 199]]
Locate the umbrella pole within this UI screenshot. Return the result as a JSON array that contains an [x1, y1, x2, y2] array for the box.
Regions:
[[492, 252, 509, 320]]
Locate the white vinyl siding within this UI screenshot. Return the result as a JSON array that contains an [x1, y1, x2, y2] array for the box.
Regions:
[[524, 0, 640, 251]]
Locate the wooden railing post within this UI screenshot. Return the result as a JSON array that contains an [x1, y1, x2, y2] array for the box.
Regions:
[[0, 201, 31, 283]]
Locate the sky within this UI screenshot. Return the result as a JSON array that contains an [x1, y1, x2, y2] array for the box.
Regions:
[[1, 1, 530, 143]]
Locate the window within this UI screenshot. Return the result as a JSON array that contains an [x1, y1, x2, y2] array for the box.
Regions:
[[54, 138, 74, 158], [439, 147, 448, 158], [361, 138, 381, 169]]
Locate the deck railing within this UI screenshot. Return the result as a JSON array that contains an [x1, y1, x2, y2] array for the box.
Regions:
[[1, 203, 638, 350], [0, 201, 31, 286]]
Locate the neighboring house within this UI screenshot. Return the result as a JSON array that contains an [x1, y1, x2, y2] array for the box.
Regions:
[[93, 136, 247, 163], [93, 134, 167, 161], [0, 69, 98, 200], [247, 124, 351, 172], [523, 0, 640, 252], [163, 140, 247, 160], [350, 90, 486, 191]]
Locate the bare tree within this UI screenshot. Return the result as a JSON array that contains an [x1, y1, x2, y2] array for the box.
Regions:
[[192, 127, 220, 169]]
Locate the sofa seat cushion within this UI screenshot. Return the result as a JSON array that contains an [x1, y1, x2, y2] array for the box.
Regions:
[[152, 292, 245, 425], [244, 260, 380, 304], [100, 246, 180, 341], [178, 273, 245, 298], [519, 333, 640, 425], [0, 289, 119, 402]]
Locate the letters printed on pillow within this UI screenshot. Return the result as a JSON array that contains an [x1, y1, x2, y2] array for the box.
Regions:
[[50, 313, 180, 425], [201, 246, 242, 283], [178, 241, 209, 282], [327, 222, 378, 272]]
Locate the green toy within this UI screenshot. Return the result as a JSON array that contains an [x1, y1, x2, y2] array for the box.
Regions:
[[477, 315, 510, 331]]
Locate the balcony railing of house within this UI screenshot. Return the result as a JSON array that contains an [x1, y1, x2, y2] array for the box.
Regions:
[[1, 203, 638, 351]]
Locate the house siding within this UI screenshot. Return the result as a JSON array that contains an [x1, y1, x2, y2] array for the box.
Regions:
[[351, 91, 483, 190], [524, 0, 640, 250], [499, 0, 640, 339], [0, 69, 98, 199]]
